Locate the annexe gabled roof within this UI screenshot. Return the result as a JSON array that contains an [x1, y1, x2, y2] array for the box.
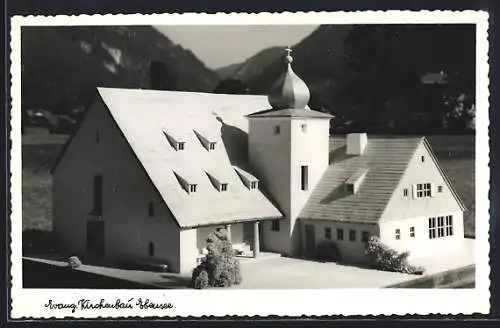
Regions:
[[300, 137, 423, 223], [96, 87, 282, 228]]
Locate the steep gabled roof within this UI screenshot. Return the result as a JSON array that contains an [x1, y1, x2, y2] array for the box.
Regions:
[[96, 87, 282, 228], [300, 137, 423, 223]]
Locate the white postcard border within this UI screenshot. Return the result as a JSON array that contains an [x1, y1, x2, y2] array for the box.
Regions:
[[10, 10, 491, 318]]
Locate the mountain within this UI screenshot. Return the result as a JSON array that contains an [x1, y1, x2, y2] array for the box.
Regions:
[[21, 26, 219, 114], [230, 46, 286, 85], [215, 62, 243, 80]]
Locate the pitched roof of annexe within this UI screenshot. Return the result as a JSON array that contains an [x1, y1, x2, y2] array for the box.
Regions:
[[97, 87, 282, 228], [300, 136, 466, 223], [300, 137, 423, 223]]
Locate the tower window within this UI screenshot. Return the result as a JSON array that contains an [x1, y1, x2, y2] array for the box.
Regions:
[[274, 125, 280, 135], [148, 201, 155, 217], [301, 165, 308, 191], [271, 220, 280, 231]]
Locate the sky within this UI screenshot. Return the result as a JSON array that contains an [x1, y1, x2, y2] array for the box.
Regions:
[[154, 25, 318, 69]]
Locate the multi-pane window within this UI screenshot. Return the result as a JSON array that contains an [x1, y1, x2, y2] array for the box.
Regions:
[[395, 229, 401, 240], [250, 181, 258, 190], [410, 226, 415, 238], [438, 185, 443, 193], [220, 183, 228, 191], [177, 142, 185, 150], [325, 227, 332, 239], [337, 228, 344, 241], [429, 215, 453, 239], [437, 216, 445, 237], [428, 217, 437, 239], [417, 183, 431, 198], [209, 142, 216, 150], [349, 229, 356, 242], [445, 215, 453, 236], [189, 184, 197, 193], [403, 188, 409, 197], [362, 231, 369, 243], [271, 220, 280, 231]]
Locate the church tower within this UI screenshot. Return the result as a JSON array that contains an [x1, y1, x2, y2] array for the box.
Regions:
[[247, 48, 333, 255]]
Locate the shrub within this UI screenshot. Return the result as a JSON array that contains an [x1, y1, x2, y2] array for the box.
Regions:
[[67, 256, 82, 269], [315, 241, 341, 262], [191, 228, 242, 289], [365, 236, 425, 275]]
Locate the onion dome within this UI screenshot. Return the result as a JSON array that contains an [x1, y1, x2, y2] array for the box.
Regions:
[[268, 48, 310, 110]]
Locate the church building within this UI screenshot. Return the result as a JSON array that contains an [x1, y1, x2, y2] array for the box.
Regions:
[[52, 49, 466, 273]]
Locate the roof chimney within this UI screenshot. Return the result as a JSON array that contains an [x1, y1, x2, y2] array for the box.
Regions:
[[346, 133, 368, 155]]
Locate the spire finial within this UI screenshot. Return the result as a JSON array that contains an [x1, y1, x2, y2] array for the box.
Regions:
[[285, 47, 293, 63]]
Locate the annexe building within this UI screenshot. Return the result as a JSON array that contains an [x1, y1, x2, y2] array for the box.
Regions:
[[52, 49, 466, 273]]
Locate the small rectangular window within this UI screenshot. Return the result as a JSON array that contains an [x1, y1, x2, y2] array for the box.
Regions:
[[271, 220, 280, 231], [93, 175, 103, 216], [274, 125, 280, 135], [421, 155, 425, 162], [148, 202, 155, 217], [177, 142, 185, 150], [148, 242, 155, 256], [346, 183, 354, 194], [189, 184, 197, 193], [337, 228, 344, 241], [410, 226, 415, 238], [301, 123, 307, 133], [445, 215, 453, 236], [325, 227, 332, 239], [438, 185, 443, 193], [349, 229, 356, 242], [395, 229, 401, 240], [96, 131, 100, 143], [250, 181, 258, 189], [301, 165, 308, 191], [209, 142, 216, 150], [403, 188, 409, 197], [428, 217, 437, 239], [220, 183, 228, 191], [362, 231, 369, 242]]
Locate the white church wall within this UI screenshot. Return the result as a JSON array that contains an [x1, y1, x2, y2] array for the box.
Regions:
[[53, 100, 182, 272]]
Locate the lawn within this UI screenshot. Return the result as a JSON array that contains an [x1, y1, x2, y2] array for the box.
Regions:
[[21, 134, 477, 238]]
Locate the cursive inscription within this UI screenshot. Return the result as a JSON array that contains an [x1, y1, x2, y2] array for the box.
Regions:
[[44, 298, 174, 313]]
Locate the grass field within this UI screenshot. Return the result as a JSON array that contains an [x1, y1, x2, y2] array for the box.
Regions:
[[21, 133, 476, 237]]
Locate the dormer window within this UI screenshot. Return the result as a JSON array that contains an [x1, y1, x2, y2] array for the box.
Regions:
[[173, 170, 199, 194], [206, 170, 229, 192], [234, 167, 259, 191], [194, 130, 218, 151], [250, 181, 258, 190], [220, 183, 228, 191], [163, 131, 186, 151], [345, 168, 369, 194]]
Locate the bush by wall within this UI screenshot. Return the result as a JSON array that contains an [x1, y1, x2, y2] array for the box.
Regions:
[[315, 241, 342, 262], [365, 236, 425, 275], [191, 228, 242, 289]]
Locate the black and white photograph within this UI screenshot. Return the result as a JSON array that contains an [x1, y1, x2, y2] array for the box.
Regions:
[[10, 11, 490, 317]]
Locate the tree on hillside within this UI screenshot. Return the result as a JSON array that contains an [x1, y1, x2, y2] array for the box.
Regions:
[[149, 61, 179, 91], [214, 78, 249, 94], [342, 24, 476, 133]]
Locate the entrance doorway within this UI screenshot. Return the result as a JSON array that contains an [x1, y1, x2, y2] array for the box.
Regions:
[[304, 224, 316, 256], [86, 220, 105, 257]]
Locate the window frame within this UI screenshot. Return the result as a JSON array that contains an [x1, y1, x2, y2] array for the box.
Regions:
[[410, 226, 415, 238], [337, 228, 344, 241], [325, 227, 332, 239], [349, 229, 356, 242], [445, 215, 453, 236], [403, 188, 409, 197], [361, 231, 369, 243], [271, 220, 280, 231], [220, 183, 228, 192], [417, 183, 432, 198], [177, 142, 185, 151], [301, 165, 309, 191], [189, 184, 197, 193], [274, 125, 281, 135], [429, 217, 437, 239], [395, 228, 401, 240]]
